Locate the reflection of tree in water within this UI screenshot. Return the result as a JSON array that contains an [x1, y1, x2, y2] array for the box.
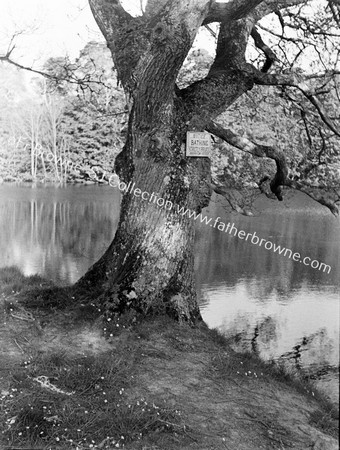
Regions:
[[256, 316, 277, 347], [280, 328, 337, 374], [280, 336, 309, 371], [221, 314, 278, 355], [196, 194, 339, 394], [225, 314, 337, 382], [0, 198, 118, 284], [195, 193, 339, 300]]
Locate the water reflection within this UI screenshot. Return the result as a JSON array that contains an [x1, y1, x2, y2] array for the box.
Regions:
[[0, 185, 339, 396], [0, 185, 120, 284], [195, 194, 339, 395]]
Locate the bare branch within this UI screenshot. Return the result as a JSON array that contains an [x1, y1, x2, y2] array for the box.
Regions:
[[251, 26, 279, 72], [302, 89, 340, 137], [252, 69, 340, 136], [257, 23, 306, 43], [0, 54, 110, 90], [328, 1, 340, 27], [204, 24, 217, 39], [300, 109, 313, 147]]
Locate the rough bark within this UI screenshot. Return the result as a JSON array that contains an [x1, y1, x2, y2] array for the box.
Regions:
[[76, 109, 211, 322], [77, 0, 219, 323], [77, 0, 263, 323], [76, 0, 338, 323]]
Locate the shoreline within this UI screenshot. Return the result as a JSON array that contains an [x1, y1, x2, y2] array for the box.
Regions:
[[0, 268, 338, 450]]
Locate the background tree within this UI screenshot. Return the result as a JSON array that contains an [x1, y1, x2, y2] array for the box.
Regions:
[[54, 42, 126, 182], [0, 41, 126, 182], [74, 0, 339, 323]]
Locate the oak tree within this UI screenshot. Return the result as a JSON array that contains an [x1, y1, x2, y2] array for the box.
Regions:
[[73, 0, 340, 323], [2, 1, 338, 322]]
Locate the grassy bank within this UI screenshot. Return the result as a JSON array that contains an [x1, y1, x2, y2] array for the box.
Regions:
[[0, 267, 338, 450]]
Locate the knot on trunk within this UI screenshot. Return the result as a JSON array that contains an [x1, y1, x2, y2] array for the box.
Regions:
[[150, 133, 170, 157], [152, 21, 171, 45]]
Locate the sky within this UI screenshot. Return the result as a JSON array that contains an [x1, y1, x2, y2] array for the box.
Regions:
[[0, 0, 215, 69], [1, 0, 335, 71], [0, 0, 104, 66]]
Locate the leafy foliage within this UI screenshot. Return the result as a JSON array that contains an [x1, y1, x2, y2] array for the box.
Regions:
[[0, 42, 126, 183]]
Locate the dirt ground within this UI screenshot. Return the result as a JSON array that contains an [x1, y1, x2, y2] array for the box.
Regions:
[[0, 293, 338, 450]]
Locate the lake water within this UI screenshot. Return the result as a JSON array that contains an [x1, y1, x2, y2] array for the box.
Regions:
[[0, 184, 339, 399]]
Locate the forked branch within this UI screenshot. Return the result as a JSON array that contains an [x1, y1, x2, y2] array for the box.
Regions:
[[206, 121, 288, 200]]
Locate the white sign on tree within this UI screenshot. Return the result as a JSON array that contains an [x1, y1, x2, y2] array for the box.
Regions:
[[186, 132, 211, 158]]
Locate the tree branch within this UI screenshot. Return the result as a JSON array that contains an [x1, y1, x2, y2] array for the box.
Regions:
[[178, 18, 255, 123], [206, 120, 288, 200], [206, 121, 339, 215], [252, 69, 340, 136], [204, 0, 264, 24], [88, 0, 138, 89], [302, 89, 340, 137], [328, 1, 340, 27], [251, 26, 279, 72], [209, 19, 254, 73], [88, 0, 133, 42], [0, 54, 109, 90], [254, 0, 309, 21], [300, 109, 313, 147], [178, 69, 254, 128]]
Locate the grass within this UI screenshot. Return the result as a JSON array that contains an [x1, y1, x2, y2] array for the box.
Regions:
[[209, 348, 339, 439], [1, 351, 184, 449], [0, 267, 338, 449], [0, 266, 52, 296], [309, 408, 339, 439], [0, 266, 71, 312]]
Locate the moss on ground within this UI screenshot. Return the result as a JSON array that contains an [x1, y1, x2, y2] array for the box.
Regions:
[[0, 267, 338, 450]]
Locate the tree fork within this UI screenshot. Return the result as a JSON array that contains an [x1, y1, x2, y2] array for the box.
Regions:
[[74, 0, 339, 325]]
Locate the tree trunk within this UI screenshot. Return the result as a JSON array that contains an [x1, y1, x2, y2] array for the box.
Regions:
[[76, 0, 257, 323], [76, 107, 212, 323]]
